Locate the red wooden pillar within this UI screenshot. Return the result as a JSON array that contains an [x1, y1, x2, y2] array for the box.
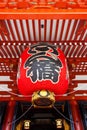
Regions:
[[70, 100, 84, 130], [2, 101, 16, 130]]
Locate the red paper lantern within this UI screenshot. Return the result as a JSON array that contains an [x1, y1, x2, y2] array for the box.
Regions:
[[17, 43, 69, 99]]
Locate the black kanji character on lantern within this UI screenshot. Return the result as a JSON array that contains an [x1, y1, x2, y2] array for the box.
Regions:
[[24, 43, 62, 83]]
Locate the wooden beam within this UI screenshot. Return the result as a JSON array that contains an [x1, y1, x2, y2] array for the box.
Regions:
[[0, 8, 87, 20]]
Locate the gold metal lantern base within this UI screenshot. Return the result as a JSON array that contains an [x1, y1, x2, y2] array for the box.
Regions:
[[32, 90, 55, 108]]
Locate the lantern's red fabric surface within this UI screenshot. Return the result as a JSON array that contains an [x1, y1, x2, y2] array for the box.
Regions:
[[17, 43, 69, 97]]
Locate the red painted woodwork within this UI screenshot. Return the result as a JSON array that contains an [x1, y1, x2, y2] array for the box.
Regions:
[[70, 101, 84, 130], [2, 101, 16, 130], [0, 2, 86, 128]]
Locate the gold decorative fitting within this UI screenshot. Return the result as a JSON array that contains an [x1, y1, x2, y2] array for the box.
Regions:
[[32, 90, 55, 108], [55, 119, 63, 129], [24, 120, 31, 130]]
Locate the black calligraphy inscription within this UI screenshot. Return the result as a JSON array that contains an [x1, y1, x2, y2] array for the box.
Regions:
[[24, 43, 62, 83]]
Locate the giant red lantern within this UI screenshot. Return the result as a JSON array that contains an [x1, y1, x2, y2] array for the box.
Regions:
[[17, 43, 69, 100]]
